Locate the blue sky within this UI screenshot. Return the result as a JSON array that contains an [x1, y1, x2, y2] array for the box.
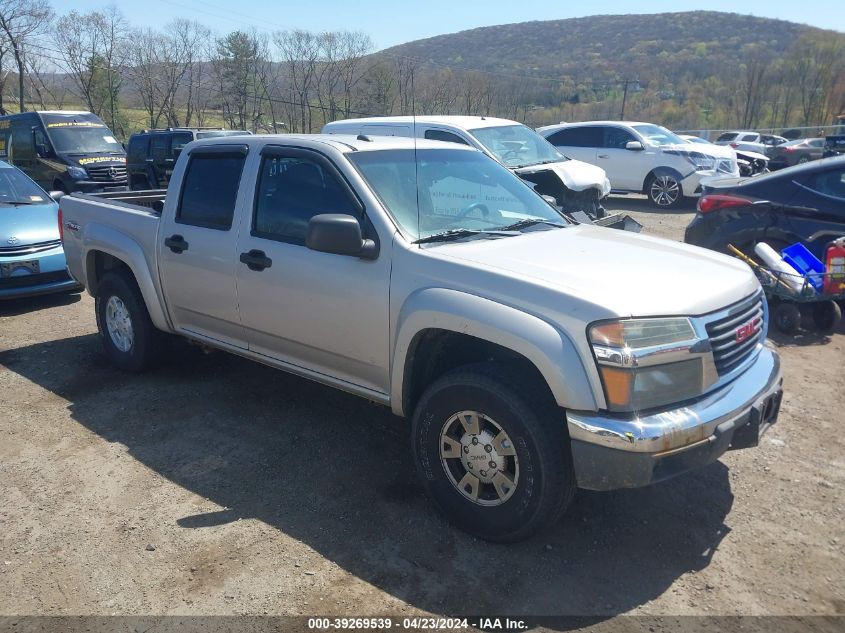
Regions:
[[52, 0, 843, 50]]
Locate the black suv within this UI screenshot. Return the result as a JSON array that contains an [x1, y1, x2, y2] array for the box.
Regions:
[[126, 128, 250, 190]]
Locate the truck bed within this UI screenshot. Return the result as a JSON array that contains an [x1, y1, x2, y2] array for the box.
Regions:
[[70, 189, 167, 214]]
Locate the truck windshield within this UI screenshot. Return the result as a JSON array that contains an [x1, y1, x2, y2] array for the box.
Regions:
[[469, 124, 565, 168], [46, 123, 123, 154], [0, 167, 49, 204], [349, 148, 568, 242]]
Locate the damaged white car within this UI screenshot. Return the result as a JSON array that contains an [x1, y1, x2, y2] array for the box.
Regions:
[[322, 115, 612, 219]]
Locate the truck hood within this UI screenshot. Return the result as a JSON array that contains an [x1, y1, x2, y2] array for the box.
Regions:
[[431, 225, 759, 317], [0, 201, 60, 245], [514, 159, 611, 197]]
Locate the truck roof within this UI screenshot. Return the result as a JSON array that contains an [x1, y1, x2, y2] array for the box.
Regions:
[[189, 133, 477, 154], [324, 115, 521, 131]]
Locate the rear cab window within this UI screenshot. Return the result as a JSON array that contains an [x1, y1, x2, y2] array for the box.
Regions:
[[176, 148, 247, 230]]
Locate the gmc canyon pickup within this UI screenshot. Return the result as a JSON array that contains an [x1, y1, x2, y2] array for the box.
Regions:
[[60, 134, 784, 542]]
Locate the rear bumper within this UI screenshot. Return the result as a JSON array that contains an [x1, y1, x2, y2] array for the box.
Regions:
[[567, 346, 783, 490], [0, 248, 83, 299], [0, 275, 81, 299]]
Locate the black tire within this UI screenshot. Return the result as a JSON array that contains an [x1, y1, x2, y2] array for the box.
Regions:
[[773, 302, 801, 335], [646, 173, 684, 209], [812, 300, 842, 333], [95, 271, 162, 372], [52, 180, 67, 194], [411, 363, 576, 543]]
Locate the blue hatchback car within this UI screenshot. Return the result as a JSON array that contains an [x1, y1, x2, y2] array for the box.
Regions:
[[0, 160, 81, 299]]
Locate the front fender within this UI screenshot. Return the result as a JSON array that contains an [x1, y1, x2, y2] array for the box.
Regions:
[[391, 287, 599, 416], [82, 222, 170, 331]]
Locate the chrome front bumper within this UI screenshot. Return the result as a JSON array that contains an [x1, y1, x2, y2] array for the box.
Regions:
[[567, 345, 782, 490]]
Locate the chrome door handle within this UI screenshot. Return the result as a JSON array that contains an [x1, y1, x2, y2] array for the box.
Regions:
[[597, 154, 609, 159]]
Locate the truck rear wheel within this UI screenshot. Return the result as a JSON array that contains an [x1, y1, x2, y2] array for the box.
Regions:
[[411, 363, 575, 542], [95, 272, 162, 372]]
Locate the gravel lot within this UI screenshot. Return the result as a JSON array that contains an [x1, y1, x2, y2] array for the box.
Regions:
[[1, 196, 843, 626]]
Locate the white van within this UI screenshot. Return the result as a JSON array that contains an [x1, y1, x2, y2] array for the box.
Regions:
[[323, 116, 611, 218]]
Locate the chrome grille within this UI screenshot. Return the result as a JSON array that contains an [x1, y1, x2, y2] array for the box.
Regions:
[[705, 292, 765, 376], [0, 239, 61, 257], [86, 164, 127, 183]]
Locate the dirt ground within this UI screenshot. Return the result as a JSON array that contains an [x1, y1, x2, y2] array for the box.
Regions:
[[1, 196, 843, 627]]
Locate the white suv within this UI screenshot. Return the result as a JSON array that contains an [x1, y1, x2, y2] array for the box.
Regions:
[[714, 131, 787, 155], [323, 116, 611, 217], [537, 121, 739, 208]]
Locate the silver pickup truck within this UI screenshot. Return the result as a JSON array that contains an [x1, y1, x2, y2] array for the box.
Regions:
[[60, 134, 783, 542]]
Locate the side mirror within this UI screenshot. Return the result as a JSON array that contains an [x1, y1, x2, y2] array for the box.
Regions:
[[625, 141, 644, 151], [49, 190, 65, 201], [306, 214, 378, 260]]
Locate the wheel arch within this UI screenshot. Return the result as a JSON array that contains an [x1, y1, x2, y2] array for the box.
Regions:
[[642, 165, 685, 194], [82, 226, 170, 331], [392, 288, 599, 417]]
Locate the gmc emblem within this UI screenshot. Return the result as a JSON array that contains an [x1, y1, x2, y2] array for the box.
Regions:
[[736, 319, 760, 343]]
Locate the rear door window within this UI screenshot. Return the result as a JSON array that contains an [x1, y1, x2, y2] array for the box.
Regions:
[[546, 126, 602, 148], [127, 135, 148, 163], [151, 134, 169, 162], [740, 134, 758, 142], [176, 151, 247, 230]]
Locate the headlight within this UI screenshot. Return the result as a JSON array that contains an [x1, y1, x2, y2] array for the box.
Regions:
[[674, 150, 716, 172], [67, 166, 87, 180], [589, 318, 714, 412]]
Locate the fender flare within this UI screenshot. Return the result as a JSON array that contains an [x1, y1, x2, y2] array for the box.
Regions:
[[390, 287, 599, 417], [82, 222, 171, 331]]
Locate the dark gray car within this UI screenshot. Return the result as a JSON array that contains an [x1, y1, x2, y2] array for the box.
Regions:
[[768, 138, 825, 170]]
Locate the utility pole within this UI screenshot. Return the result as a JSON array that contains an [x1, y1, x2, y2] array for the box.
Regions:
[[620, 79, 634, 120]]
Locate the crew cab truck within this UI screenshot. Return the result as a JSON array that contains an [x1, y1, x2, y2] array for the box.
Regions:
[[60, 135, 784, 542]]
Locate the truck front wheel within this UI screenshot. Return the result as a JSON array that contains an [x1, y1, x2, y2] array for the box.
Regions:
[[95, 272, 162, 372], [411, 364, 575, 542]]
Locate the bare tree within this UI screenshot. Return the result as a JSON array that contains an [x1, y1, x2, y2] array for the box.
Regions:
[[274, 29, 319, 132], [0, 0, 52, 112], [54, 7, 128, 132]]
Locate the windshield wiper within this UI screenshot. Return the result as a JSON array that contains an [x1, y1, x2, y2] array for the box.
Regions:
[[494, 218, 567, 232], [0, 200, 38, 205], [413, 228, 518, 244]]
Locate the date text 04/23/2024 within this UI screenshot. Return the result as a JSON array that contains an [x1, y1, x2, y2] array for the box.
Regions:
[[307, 617, 529, 630]]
